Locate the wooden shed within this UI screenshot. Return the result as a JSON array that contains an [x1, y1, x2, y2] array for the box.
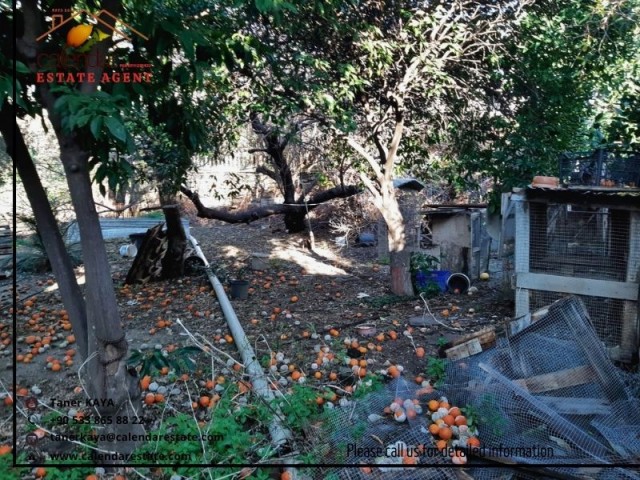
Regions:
[[417, 206, 491, 280], [513, 186, 640, 362]]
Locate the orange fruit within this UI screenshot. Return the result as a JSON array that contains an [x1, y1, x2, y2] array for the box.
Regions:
[[415, 347, 425, 358], [454, 415, 467, 426], [140, 375, 152, 391], [359, 465, 372, 474], [291, 371, 301, 381], [154, 393, 165, 403], [0, 444, 11, 455], [160, 367, 169, 375], [467, 437, 480, 448], [51, 363, 62, 372], [387, 366, 400, 378], [329, 328, 339, 337], [436, 439, 447, 451], [402, 453, 418, 465], [448, 407, 461, 417], [281, 471, 292, 480], [86, 475, 98, 480], [329, 372, 338, 381], [144, 393, 155, 405], [316, 396, 324, 405], [428, 400, 439, 412], [199, 396, 210, 407], [428, 423, 440, 435], [439, 401, 450, 410], [3, 395, 13, 406], [442, 414, 455, 426], [35, 467, 47, 478], [314, 371, 322, 379], [290, 295, 299, 303], [438, 426, 453, 440]]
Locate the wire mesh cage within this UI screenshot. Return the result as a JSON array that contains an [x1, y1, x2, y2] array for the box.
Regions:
[[527, 203, 632, 282], [559, 150, 640, 187], [514, 192, 640, 361]]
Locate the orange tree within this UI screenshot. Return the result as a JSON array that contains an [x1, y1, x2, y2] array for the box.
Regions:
[[2, 0, 284, 459], [223, 0, 537, 295]]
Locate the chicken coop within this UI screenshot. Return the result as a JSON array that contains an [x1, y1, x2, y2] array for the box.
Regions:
[[417, 206, 491, 280], [513, 186, 640, 362]]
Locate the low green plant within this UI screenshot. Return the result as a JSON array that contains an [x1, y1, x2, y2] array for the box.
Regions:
[[127, 345, 202, 377], [0, 452, 28, 480], [365, 294, 414, 309], [462, 395, 508, 437], [273, 383, 324, 431], [437, 336, 448, 348], [410, 252, 442, 298], [426, 356, 447, 387], [410, 252, 439, 272], [352, 373, 384, 399]]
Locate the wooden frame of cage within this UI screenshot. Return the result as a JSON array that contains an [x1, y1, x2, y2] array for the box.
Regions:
[[512, 189, 640, 362]]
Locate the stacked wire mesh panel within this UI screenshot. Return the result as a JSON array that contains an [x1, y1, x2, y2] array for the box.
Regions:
[[306, 297, 640, 480]]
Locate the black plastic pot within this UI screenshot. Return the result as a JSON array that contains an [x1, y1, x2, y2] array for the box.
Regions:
[[229, 280, 249, 300], [447, 273, 471, 294]]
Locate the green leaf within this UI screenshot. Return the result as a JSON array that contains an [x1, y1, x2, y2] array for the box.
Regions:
[[178, 31, 195, 59], [90, 116, 103, 139], [14, 61, 30, 74], [104, 117, 127, 143]]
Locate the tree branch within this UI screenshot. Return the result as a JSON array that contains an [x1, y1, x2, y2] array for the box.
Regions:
[[180, 184, 361, 224], [345, 136, 384, 184], [255, 165, 280, 183]]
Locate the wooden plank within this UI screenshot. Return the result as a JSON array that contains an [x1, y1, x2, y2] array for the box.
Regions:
[[535, 396, 611, 415], [449, 327, 496, 348], [509, 306, 549, 336], [513, 365, 595, 393], [620, 212, 640, 361], [446, 338, 483, 360], [516, 272, 638, 301]]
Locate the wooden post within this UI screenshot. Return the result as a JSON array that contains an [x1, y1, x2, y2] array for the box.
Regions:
[[513, 191, 530, 317], [621, 212, 640, 361]]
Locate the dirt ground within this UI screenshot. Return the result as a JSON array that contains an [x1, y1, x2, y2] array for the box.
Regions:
[[0, 215, 515, 467]]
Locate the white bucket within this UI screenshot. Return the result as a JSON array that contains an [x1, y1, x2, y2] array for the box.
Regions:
[[119, 244, 138, 257]]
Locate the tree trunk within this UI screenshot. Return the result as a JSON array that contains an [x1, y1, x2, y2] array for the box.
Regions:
[[380, 183, 414, 296], [59, 139, 144, 458], [1, 110, 89, 358], [284, 210, 307, 233], [160, 199, 186, 279], [390, 249, 413, 296]]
